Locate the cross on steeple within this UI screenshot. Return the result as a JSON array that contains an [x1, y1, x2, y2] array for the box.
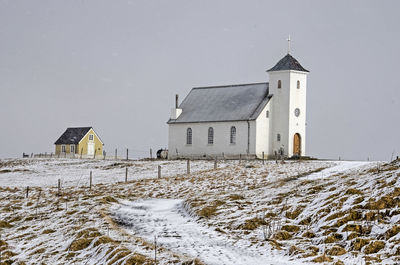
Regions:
[[287, 35, 291, 54]]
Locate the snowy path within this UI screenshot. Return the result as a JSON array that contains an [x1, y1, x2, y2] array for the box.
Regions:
[[112, 199, 306, 265], [305, 161, 373, 180]]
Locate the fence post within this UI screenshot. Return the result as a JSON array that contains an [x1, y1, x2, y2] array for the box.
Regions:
[[158, 165, 161, 179], [187, 159, 190, 175], [80, 148, 83, 159], [103, 151, 106, 160], [57, 179, 61, 196], [239, 154, 242, 165], [262, 152, 265, 165], [125, 167, 128, 183], [89, 171, 92, 190], [115, 148, 117, 160], [26, 186, 29, 198], [93, 149, 96, 159], [222, 152, 224, 160], [214, 156, 218, 169], [150, 148, 153, 160], [126, 148, 129, 161]]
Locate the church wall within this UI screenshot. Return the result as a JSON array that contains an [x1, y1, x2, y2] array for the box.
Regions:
[[288, 71, 307, 157], [255, 101, 272, 158], [168, 121, 256, 159], [269, 71, 291, 156]]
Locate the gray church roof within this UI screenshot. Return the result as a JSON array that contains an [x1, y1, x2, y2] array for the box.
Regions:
[[54, 127, 92, 144], [267, 54, 309, 72], [167, 83, 271, 124]]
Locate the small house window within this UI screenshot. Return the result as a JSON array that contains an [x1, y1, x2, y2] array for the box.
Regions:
[[266, 110, 269, 118], [186, 128, 192, 145], [70, 145, 75, 154], [230, 126, 236, 144], [278, 80, 282, 89], [208, 127, 214, 145], [297, 80, 300, 89], [61, 145, 66, 152], [277, 134, 281, 142], [89, 134, 94, 141]]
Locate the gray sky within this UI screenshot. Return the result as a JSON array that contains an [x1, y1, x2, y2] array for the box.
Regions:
[[0, 0, 399, 161]]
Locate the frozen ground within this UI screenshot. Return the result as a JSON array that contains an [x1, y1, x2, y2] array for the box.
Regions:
[[1, 158, 399, 265], [0, 158, 227, 187], [112, 199, 306, 265]]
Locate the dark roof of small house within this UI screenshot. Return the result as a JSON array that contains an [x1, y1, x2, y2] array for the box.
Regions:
[[267, 54, 309, 72], [54, 127, 92, 145], [167, 82, 271, 124]]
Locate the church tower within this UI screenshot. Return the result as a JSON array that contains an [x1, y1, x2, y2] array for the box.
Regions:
[[267, 46, 309, 157]]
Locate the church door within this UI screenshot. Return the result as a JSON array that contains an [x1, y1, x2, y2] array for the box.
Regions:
[[293, 133, 301, 156]]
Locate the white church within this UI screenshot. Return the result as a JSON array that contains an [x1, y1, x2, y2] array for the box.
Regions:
[[167, 50, 309, 159]]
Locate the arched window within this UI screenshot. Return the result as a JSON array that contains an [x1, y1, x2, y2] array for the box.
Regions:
[[266, 110, 269, 118], [297, 80, 300, 89], [186, 128, 192, 145], [230, 126, 236, 144], [208, 127, 214, 144], [278, 80, 282, 89]]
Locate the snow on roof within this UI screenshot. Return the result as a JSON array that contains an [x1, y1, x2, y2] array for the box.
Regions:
[[167, 82, 271, 124]]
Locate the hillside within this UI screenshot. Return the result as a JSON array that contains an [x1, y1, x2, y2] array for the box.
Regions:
[[0, 158, 399, 264]]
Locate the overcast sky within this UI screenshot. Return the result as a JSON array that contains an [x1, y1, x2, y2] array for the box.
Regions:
[[0, 0, 399, 161]]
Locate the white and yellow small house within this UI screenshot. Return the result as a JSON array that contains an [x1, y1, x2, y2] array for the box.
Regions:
[[54, 127, 104, 158]]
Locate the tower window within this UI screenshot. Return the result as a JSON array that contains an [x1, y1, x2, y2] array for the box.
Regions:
[[186, 128, 192, 145], [297, 80, 300, 89], [277, 134, 281, 142], [230, 126, 236, 144], [278, 80, 282, 89], [266, 110, 269, 118], [208, 127, 214, 145]]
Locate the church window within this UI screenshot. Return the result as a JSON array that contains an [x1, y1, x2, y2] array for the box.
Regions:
[[186, 128, 192, 145], [70, 145, 75, 154], [266, 110, 269, 118], [61, 145, 66, 153], [277, 134, 281, 142], [278, 80, 282, 89], [230, 126, 236, 144], [208, 127, 214, 145], [297, 80, 300, 89], [89, 134, 94, 141]]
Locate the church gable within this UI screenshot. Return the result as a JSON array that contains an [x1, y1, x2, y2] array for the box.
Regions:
[[168, 83, 270, 124]]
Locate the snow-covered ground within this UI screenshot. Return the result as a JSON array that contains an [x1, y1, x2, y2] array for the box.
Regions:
[[1, 158, 398, 265], [112, 199, 306, 265], [0, 158, 227, 187]]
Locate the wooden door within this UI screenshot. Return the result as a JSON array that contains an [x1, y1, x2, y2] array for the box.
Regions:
[[293, 133, 301, 156]]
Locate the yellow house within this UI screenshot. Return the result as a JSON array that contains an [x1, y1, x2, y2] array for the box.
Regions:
[[54, 127, 104, 157]]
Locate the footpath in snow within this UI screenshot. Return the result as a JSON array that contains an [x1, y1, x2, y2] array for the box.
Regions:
[[112, 199, 307, 265], [304, 161, 373, 180]]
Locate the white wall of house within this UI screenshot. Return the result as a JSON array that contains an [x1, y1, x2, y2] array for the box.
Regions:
[[288, 71, 307, 157], [168, 121, 257, 159], [268, 70, 308, 157], [254, 101, 272, 158]]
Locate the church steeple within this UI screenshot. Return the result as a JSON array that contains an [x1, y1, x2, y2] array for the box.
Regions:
[[267, 54, 309, 72]]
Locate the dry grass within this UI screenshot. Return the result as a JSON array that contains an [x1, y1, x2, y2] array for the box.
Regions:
[[312, 254, 333, 263], [351, 238, 371, 251], [363, 241, 385, 254], [239, 217, 266, 230], [326, 245, 346, 256]]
